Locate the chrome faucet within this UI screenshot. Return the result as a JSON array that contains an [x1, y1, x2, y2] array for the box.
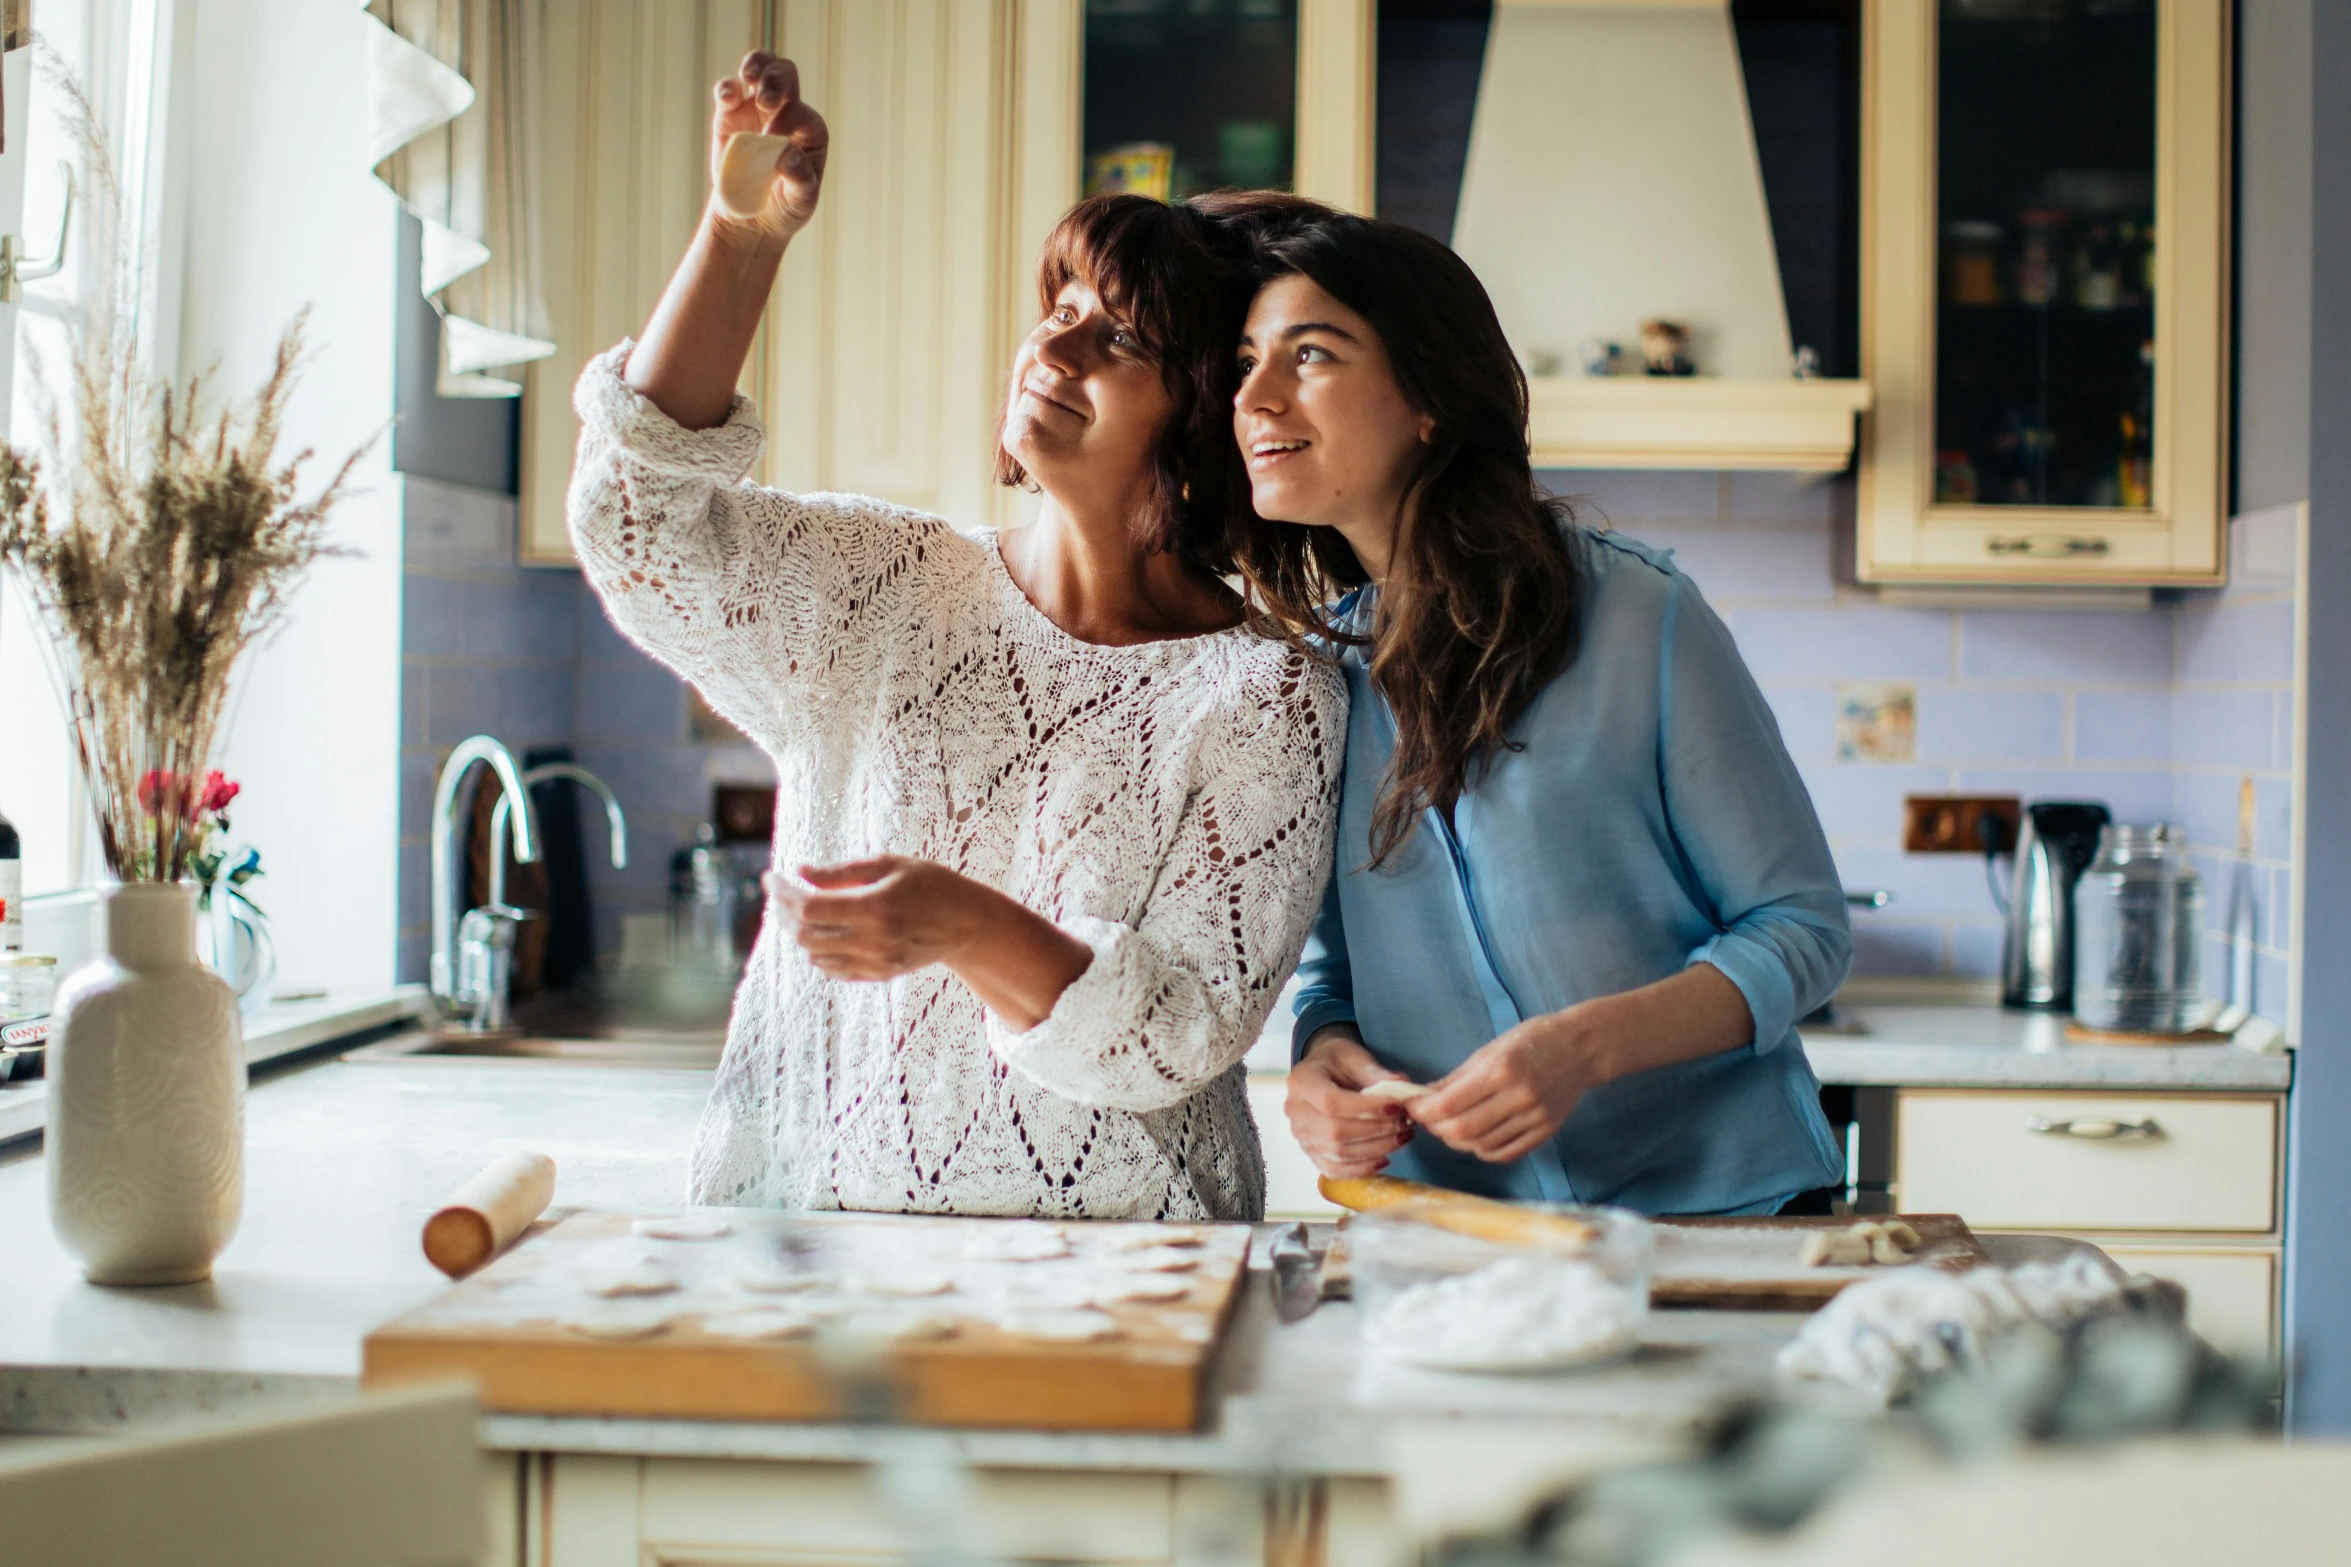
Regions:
[[429, 736, 542, 1029], [456, 764, 629, 1034], [488, 763, 628, 911]]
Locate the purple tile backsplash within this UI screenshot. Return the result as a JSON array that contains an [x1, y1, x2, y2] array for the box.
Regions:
[[396, 469, 2300, 1023], [1554, 471, 2300, 1008]]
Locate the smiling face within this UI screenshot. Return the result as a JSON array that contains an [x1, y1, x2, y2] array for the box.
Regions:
[[1000, 279, 1174, 508], [1233, 273, 1432, 571]]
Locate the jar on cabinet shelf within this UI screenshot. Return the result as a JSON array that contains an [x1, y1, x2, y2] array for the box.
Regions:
[[1858, 0, 2229, 586]]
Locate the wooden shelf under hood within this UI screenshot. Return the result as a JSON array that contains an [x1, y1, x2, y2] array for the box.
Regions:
[[1526, 376, 1872, 472]]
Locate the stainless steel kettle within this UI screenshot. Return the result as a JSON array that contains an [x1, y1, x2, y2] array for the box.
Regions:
[[1999, 800, 2113, 1010]]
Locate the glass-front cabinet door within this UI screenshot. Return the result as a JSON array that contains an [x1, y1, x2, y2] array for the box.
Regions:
[[1858, 0, 2228, 585]]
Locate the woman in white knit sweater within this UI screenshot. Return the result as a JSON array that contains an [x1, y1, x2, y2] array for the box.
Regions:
[[567, 53, 1346, 1219]]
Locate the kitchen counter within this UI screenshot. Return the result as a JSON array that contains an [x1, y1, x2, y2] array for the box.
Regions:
[[0, 985, 437, 1147], [0, 1052, 1835, 1486], [1799, 1002, 2292, 1092]]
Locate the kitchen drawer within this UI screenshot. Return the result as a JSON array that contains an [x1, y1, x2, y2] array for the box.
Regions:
[[641, 1459, 1176, 1562], [2102, 1246, 2278, 1358], [1249, 1072, 1342, 1220], [1896, 1091, 2277, 1233]]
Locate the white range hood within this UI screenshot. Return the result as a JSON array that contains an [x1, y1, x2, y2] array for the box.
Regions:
[[1453, 0, 1869, 470]]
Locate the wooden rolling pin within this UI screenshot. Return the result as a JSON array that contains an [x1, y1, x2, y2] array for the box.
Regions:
[[423, 1153, 557, 1278], [1317, 1174, 1598, 1250]]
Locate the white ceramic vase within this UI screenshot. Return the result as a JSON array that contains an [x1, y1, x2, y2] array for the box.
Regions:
[[48, 882, 245, 1285]]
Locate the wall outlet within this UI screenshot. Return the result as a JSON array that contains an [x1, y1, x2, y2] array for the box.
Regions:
[[1903, 795, 2022, 855]]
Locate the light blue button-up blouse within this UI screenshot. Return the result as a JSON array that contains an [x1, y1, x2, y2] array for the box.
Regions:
[[1291, 527, 1849, 1215]]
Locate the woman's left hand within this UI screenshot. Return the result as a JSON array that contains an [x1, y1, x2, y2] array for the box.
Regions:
[[767, 857, 981, 980], [1410, 1008, 1601, 1165]]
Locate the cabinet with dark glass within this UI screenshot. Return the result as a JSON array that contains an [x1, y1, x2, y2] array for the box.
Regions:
[[1858, 0, 2228, 584]]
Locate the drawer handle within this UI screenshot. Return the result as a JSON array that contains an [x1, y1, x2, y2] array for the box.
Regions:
[[2025, 1115, 2162, 1141], [1986, 534, 2112, 558]]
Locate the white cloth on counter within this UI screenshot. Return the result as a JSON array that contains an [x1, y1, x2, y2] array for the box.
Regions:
[[566, 344, 1346, 1220], [1777, 1256, 2133, 1405]]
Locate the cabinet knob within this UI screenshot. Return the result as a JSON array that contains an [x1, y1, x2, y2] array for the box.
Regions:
[[2025, 1115, 2162, 1141], [1986, 534, 2113, 558]]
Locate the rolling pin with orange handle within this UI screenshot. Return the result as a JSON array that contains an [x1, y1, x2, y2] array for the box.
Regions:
[[1317, 1174, 1598, 1250], [423, 1152, 556, 1278]]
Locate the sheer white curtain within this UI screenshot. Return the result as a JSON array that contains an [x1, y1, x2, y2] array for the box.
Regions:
[[0, 0, 180, 895]]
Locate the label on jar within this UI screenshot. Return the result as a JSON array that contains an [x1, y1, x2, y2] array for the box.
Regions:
[[0, 858, 20, 952]]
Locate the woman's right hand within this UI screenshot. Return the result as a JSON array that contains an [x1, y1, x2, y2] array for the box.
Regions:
[[711, 52, 829, 242], [1285, 1026, 1418, 1179]]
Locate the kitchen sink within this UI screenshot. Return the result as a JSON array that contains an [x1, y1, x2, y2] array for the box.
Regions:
[[346, 1029, 725, 1069], [343, 987, 729, 1070]]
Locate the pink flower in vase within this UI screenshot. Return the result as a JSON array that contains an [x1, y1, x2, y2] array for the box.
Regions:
[[200, 771, 240, 817]]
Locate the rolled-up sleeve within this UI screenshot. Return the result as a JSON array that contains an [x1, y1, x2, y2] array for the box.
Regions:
[[1656, 576, 1851, 1050]]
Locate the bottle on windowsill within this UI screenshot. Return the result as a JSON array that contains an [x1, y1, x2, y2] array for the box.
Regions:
[[0, 807, 20, 953]]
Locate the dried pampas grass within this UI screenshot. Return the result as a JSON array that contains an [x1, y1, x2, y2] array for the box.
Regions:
[[0, 57, 370, 882]]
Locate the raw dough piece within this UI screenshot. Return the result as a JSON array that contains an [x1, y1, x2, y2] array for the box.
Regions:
[[712, 132, 789, 220], [995, 1309, 1120, 1343], [700, 1309, 818, 1341], [847, 1269, 956, 1297], [1799, 1220, 1922, 1269], [998, 1276, 1100, 1311], [564, 1302, 675, 1340], [1113, 1248, 1202, 1274], [579, 1253, 679, 1298], [1086, 1274, 1192, 1305], [1360, 1079, 1433, 1104], [735, 1262, 830, 1294], [842, 1310, 958, 1342], [632, 1214, 735, 1241], [1098, 1226, 1204, 1251], [964, 1224, 1072, 1262]]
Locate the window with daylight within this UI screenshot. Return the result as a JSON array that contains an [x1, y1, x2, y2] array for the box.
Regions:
[[0, 0, 181, 896]]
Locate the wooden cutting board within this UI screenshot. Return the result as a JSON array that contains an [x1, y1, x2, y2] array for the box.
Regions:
[[1650, 1213, 1990, 1311], [364, 1210, 1251, 1432]]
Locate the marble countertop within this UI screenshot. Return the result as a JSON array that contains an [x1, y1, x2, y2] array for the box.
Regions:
[[0, 985, 438, 1147], [1799, 1003, 2293, 1091]]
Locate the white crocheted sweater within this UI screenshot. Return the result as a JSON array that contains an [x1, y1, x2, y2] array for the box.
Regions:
[[568, 345, 1347, 1220]]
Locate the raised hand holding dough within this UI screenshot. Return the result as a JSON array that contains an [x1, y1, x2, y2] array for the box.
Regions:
[[713, 132, 790, 219]]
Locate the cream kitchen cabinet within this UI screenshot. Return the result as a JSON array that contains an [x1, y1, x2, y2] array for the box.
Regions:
[[1895, 1087, 2285, 1356], [529, 1451, 1394, 1567], [520, 1, 1373, 563], [1857, 0, 2230, 585]]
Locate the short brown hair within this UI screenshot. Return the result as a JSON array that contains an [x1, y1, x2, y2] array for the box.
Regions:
[[995, 194, 1251, 575]]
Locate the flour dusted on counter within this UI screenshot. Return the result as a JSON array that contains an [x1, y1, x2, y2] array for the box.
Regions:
[[1365, 1255, 1643, 1372]]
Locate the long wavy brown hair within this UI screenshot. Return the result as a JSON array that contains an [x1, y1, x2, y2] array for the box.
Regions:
[[1201, 193, 1581, 866], [995, 193, 1254, 577]]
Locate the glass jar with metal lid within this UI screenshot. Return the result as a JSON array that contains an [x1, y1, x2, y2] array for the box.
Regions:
[[0, 952, 58, 1021], [2072, 824, 2206, 1033]]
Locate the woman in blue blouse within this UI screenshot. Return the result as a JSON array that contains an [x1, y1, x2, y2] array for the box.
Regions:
[[1212, 197, 1850, 1215]]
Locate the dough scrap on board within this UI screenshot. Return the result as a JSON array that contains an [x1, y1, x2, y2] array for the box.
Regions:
[[994, 1309, 1121, 1343], [564, 1302, 675, 1340], [1799, 1220, 1922, 1268], [579, 1254, 679, 1298], [700, 1309, 819, 1341], [632, 1214, 735, 1241]]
